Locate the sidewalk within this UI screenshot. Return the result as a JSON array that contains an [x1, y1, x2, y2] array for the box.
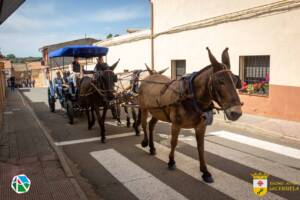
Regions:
[[214, 111, 300, 142], [0, 90, 83, 200]]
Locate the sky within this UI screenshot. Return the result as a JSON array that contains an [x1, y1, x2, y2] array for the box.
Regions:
[[0, 0, 150, 57]]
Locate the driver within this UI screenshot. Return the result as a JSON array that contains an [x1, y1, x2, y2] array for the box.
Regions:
[[94, 56, 109, 73]]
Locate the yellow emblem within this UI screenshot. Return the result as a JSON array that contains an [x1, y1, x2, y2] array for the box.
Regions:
[[251, 172, 269, 197]]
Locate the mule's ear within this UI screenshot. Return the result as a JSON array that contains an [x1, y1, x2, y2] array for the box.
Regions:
[[222, 47, 230, 69], [206, 47, 219, 66], [110, 58, 120, 71], [158, 67, 169, 74], [145, 63, 154, 75]]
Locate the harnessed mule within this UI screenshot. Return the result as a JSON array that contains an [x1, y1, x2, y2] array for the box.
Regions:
[[79, 67, 118, 143], [138, 47, 242, 183]]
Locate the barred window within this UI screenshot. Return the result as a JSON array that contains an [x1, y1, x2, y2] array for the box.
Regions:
[[171, 60, 186, 80], [239, 56, 270, 95]]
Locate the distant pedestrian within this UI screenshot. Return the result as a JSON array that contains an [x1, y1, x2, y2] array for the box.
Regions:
[[10, 76, 15, 91], [32, 79, 35, 88]]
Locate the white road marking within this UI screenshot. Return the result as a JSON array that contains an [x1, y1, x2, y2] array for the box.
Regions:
[[136, 143, 285, 200], [55, 132, 142, 146], [4, 111, 13, 115], [182, 138, 300, 184], [90, 149, 188, 200], [105, 120, 128, 127], [208, 131, 300, 160]]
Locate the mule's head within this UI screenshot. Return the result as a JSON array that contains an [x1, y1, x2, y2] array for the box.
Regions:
[[207, 47, 242, 121], [96, 68, 118, 101]]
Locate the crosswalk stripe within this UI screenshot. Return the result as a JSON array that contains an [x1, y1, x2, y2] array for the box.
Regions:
[[55, 132, 142, 146], [90, 149, 189, 200], [136, 143, 285, 200], [182, 138, 300, 184], [208, 131, 300, 160]]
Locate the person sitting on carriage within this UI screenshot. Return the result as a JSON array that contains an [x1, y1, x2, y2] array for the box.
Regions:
[[70, 56, 81, 87], [130, 70, 142, 93], [54, 71, 64, 101], [94, 56, 109, 73]]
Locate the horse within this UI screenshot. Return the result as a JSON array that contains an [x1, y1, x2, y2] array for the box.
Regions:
[[79, 60, 119, 143], [138, 47, 242, 183]]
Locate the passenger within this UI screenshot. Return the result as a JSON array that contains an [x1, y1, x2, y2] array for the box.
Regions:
[[54, 71, 64, 100], [71, 56, 81, 87]]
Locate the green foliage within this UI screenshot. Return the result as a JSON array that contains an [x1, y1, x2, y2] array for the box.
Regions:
[[5, 54, 42, 63], [106, 33, 113, 39]]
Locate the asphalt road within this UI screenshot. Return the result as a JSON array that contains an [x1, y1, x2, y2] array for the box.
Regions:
[[21, 88, 300, 200]]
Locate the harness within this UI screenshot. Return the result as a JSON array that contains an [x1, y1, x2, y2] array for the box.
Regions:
[[149, 68, 240, 125]]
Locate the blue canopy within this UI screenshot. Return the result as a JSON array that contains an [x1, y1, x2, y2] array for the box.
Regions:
[[49, 45, 109, 58]]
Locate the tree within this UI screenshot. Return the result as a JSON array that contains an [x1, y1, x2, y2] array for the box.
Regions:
[[106, 33, 113, 39], [6, 54, 16, 59]]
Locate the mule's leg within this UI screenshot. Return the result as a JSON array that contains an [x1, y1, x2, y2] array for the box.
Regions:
[[168, 123, 181, 170], [95, 106, 106, 143], [86, 108, 92, 130], [148, 117, 158, 155], [116, 103, 121, 124], [195, 120, 213, 183], [132, 108, 140, 136], [124, 106, 130, 127], [90, 105, 96, 128], [100, 105, 108, 143], [140, 109, 149, 147]]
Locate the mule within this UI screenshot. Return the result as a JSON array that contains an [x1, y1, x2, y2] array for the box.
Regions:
[[138, 47, 242, 183], [79, 61, 118, 143], [114, 67, 169, 135]]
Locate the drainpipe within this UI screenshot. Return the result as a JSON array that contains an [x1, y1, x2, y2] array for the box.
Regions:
[[150, 0, 154, 70]]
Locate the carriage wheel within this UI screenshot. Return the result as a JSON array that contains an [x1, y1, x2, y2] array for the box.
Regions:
[[67, 100, 74, 124], [48, 88, 55, 112], [49, 100, 55, 112]]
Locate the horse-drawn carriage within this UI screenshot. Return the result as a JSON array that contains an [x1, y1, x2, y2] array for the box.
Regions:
[[47, 45, 109, 124]]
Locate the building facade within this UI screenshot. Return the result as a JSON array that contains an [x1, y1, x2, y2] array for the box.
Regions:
[[95, 0, 300, 122]]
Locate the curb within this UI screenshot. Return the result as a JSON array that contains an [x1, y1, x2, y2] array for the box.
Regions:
[[18, 91, 88, 200], [214, 117, 300, 143]]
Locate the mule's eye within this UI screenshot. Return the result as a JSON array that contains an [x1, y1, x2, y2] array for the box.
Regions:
[[218, 79, 225, 85]]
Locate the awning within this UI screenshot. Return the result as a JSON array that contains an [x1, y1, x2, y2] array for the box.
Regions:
[[49, 45, 109, 58]]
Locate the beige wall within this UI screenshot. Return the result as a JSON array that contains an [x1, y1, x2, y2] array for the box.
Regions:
[[152, 0, 278, 33], [96, 30, 151, 73], [152, 3, 300, 87]]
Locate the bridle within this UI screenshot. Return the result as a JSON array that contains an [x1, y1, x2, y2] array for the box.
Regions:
[[187, 67, 242, 113]]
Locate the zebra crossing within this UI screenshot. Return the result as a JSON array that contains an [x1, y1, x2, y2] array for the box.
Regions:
[[69, 129, 298, 199], [55, 120, 300, 200]]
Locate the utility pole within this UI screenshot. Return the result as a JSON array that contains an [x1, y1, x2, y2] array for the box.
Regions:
[[150, 0, 154, 70]]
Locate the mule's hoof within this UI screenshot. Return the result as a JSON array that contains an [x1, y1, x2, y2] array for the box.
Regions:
[[141, 140, 148, 147], [101, 138, 106, 143], [202, 174, 214, 183], [88, 126, 92, 130], [168, 161, 176, 170], [135, 130, 140, 136], [150, 148, 156, 155]]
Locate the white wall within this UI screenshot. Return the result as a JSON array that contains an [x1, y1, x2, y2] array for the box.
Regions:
[[105, 39, 151, 73], [153, 0, 278, 33], [152, 5, 300, 87], [95, 30, 151, 73]]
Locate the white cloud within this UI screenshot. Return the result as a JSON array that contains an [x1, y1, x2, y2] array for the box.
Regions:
[[92, 6, 149, 22]]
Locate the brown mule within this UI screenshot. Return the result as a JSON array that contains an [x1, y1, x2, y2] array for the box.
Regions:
[[138, 47, 242, 183]]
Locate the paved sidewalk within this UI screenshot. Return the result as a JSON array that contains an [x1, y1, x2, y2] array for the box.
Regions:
[[214, 111, 300, 142], [0, 90, 82, 200]]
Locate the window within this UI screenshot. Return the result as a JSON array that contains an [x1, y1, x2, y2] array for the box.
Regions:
[[239, 56, 270, 95], [171, 60, 186, 80]]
